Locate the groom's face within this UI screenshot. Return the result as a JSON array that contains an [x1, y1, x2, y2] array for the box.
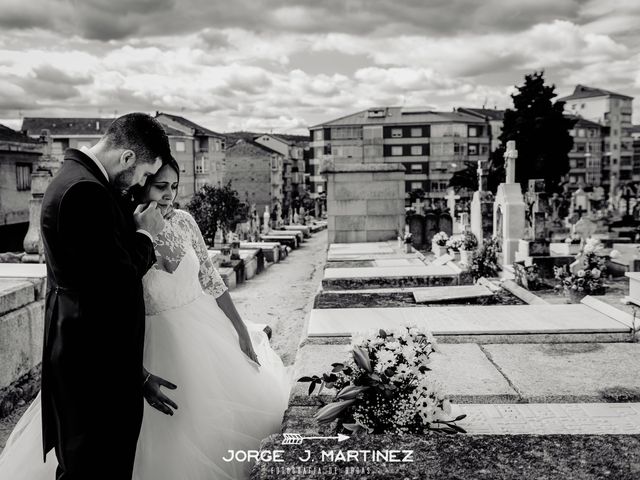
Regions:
[[114, 155, 163, 191]]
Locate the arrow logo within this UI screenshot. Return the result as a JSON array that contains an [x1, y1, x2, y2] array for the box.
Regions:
[[282, 433, 350, 445]]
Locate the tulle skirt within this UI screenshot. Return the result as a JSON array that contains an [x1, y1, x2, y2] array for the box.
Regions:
[[0, 292, 291, 479]]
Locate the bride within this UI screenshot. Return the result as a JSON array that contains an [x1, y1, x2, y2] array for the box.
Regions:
[[0, 158, 291, 479]]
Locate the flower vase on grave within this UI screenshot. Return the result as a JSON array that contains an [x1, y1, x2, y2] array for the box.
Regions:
[[459, 249, 473, 266], [220, 247, 232, 266], [404, 233, 413, 253], [565, 287, 587, 304], [432, 243, 447, 257], [230, 240, 241, 260]]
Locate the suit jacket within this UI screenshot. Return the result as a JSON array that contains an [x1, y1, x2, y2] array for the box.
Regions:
[[40, 149, 156, 471]]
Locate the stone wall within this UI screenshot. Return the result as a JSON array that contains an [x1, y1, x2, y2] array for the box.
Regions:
[[322, 162, 405, 243], [0, 276, 46, 416]]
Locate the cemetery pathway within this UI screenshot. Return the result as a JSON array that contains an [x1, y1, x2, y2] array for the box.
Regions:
[[231, 229, 327, 366]]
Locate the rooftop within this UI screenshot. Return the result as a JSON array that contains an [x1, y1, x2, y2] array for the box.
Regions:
[[558, 85, 633, 102], [155, 112, 224, 138], [457, 108, 505, 121], [311, 107, 486, 128], [22, 117, 113, 136], [225, 138, 283, 156], [0, 124, 42, 144], [565, 114, 603, 129]]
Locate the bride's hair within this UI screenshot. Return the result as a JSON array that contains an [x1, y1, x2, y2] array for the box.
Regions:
[[130, 155, 180, 205]]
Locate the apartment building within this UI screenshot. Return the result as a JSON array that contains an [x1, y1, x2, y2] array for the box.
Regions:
[[559, 85, 634, 190], [456, 108, 504, 151], [565, 116, 604, 187], [309, 107, 491, 202], [223, 138, 284, 218]]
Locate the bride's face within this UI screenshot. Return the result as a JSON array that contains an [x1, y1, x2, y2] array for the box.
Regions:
[[143, 164, 179, 215]]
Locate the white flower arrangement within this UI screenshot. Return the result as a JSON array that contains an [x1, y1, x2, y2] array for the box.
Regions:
[[432, 231, 449, 246], [298, 325, 465, 435], [445, 236, 463, 252]]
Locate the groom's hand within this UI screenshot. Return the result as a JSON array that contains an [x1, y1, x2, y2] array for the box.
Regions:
[[134, 201, 165, 239], [143, 373, 178, 416]]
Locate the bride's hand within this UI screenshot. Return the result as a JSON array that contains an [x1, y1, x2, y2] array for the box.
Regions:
[[239, 334, 261, 366]]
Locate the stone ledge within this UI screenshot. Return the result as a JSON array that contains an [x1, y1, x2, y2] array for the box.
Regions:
[[0, 279, 35, 316], [251, 433, 640, 480], [320, 163, 406, 174]]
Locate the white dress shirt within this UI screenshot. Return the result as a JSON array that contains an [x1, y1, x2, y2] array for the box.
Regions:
[[80, 146, 154, 242]]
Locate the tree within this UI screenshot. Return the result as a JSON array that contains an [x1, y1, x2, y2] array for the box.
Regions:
[[498, 71, 576, 192], [448, 162, 478, 192], [186, 181, 245, 246]]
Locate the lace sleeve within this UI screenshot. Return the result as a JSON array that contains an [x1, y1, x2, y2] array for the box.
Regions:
[[182, 210, 229, 298]]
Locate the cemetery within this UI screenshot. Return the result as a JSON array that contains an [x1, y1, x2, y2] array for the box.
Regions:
[[249, 140, 640, 479]]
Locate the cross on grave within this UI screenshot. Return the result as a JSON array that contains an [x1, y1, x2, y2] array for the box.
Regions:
[[575, 205, 587, 219], [504, 140, 518, 184], [445, 189, 460, 218], [411, 199, 425, 215]]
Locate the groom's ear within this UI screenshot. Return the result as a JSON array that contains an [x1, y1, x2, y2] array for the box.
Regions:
[[120, 149, 137, 168]]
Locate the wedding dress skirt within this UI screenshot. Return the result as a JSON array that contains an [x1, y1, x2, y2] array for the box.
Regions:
[[0, 246, 291, 479]]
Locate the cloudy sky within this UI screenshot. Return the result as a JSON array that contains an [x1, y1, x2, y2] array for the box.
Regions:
[[1, 0, 639, 134]]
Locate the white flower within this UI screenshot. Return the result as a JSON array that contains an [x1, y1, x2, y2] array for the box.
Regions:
[[577, 269, 586, 277], [610, 249, 621, 259], [565, 237, 572, 244], [591, 268, 601, 278]]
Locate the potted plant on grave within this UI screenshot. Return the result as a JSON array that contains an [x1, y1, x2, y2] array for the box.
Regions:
[[298, 326, 466, 435], [553, 238, 606, 303], [459, 231, 478, 265], [445, 236, 463, 261], [513, 262, 542, 290], [431, 232, 449, 257]]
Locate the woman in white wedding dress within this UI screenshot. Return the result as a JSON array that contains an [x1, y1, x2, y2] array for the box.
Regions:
[[0, 159, 291, 480]]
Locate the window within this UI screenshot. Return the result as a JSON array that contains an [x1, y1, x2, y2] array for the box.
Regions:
[[411, 182, 422, 190], [410, 163, 423, 172], [410, 145, 422, 155], [313, 130, 323, 141], [468, 144, 478, 155], [468, 126, 479, 137], [16, 163, 32, 191], [391, 128, 403, 138], [432, 124, 466, 137], [175, 141, 186, 152], [391, 146, 403, 156], [332, 127, 363, 139], [453, 143, 465, 155], [577, 129, 586, 138], [195, 156, 208, 173], [410, 128, 422, 137]]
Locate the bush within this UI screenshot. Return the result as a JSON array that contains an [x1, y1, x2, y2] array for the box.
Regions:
[[469, 237, 501, 281]]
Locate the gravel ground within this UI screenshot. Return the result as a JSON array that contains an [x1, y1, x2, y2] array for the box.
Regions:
[[229, 229, 327, 366]]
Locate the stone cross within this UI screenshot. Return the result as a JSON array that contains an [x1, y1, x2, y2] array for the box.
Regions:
[[574, 205, 586, 219], [445, 189, 460, 218], [411, 199, 424, 215], [504, 140, 518, 184]]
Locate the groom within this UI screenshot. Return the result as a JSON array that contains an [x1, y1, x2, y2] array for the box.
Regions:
[[40, 113, 177, 479]]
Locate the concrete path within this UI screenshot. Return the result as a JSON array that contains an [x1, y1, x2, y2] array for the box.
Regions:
[[231, 229, 327, 366]]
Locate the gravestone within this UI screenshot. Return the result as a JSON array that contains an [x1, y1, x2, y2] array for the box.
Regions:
[[571, 188, 590, 219], [407, 214, 426, 249], [438, 212, 453, 238], [470, 160, 494, 244], [493, 141, 526, 265], [424, 211, 439, 245]]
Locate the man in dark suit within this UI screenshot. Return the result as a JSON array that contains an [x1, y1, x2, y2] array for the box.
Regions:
[[40, 113, 177, 479]]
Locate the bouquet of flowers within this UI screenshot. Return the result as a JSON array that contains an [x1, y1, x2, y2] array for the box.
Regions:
[[298, 326, 466, 435], [554, 239, 606, 299], [469, 237, 501, 280], [445, 236, 463, 252], [432, 232, 449, 247], [460, 231, 478, 251]]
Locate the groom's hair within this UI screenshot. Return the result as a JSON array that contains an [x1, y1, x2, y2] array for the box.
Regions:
[[104, 113, 171, 165]]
